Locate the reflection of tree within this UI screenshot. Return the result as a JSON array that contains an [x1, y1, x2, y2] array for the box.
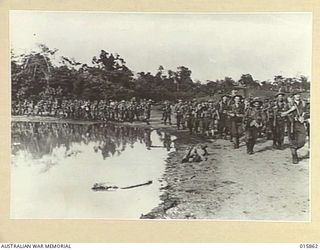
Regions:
[[11, 122, 153, 160]]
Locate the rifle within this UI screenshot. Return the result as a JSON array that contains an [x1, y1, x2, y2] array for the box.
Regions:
[[181, 146, 194, 163], [294, 102, 305, 123]]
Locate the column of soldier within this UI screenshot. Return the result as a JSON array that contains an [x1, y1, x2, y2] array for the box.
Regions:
[[11, 98, 153, 124], [163, 90, 310, 164]]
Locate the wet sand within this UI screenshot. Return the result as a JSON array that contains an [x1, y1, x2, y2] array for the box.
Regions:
[[12, 108, 310, 221]]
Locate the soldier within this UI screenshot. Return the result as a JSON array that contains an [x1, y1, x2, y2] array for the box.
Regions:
[[228, 95, 244, 149], [118, 100, 126, 121], [127, 102, 135, 123], [281, 92, 307, 164], [191, 98, 197, 108], [97, 100, 105, 120], [140, 100, 151, 125], [174, 99, 185, 130], [185, 101, 194, 134], [272, 92, 288, 149], [193, 103, 203, 134], [217, 95, 230, 139], [304, 97, 310, 144], [146, 99, 152, 120], [114, 101, 120, 121], [208, 99, 219, 137], [75, 99, 82, 119], [91, 100, 99, 120], [46, 99, 52, 116], [83, 100, 91, 120], [262, 98, 274, 140], [66, 100, 73, 118], [22, 100, 28, 115], [104, 101, 110, 121], [19, 100, 24, 115], [136, 102, 143, 121], [109, 101, 116, 121], [11, 100, 17, 115], [199, 102, 209, 136], [287, 96, 294, 108], [228, 89, 239, 106], [163, 101, 172, 125], [243, 98, 265, 154], [131, 98, 139, 121], [15, 100, 20, 115], [244, 98, 251, 112], [142, 106, 150, 125]]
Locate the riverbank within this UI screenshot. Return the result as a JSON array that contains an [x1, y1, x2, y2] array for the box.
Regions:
[[141, 110, 309, 221], [12, 109, 310, 221], [142, 131, 310, 221]]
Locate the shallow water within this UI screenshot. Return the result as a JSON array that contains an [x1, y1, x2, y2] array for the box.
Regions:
[[11, 121, 175, 219]]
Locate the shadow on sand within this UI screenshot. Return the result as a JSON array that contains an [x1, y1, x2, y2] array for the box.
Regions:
[[255, 143, 291, 153], [299, 151, 310, 161]]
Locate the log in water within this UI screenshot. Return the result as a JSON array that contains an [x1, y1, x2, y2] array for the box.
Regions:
[[92, 180, 153, 191]]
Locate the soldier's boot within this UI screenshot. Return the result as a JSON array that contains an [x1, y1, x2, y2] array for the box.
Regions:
[[246, 142, 251, 154], [246, 140, 254, 154], [278, 142, 283, 150], [291, 148, 299, 164], [229, 135, 233, 142], [249, 141, 255, 154], [233, 137, 239, 149], [211, 129, 215, 138], [182, 122, 186, 130], [272, 140, 278, 149], [279, 138, 284, 150]]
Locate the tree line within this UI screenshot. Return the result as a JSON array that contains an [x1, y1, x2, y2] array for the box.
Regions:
[[11, 44, 311, 102]]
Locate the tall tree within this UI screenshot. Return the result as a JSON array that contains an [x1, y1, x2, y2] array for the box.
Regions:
[[239, 74, 260, 88]]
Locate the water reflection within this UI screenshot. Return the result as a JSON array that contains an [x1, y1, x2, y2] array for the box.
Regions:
[[12, 122, 167, 161], [11, 121, 176, 219]]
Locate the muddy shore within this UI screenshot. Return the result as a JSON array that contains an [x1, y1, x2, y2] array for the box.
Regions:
[[144, 111, 309, 221], [142, 133, 309, 220], [12, 108, 310, 221]]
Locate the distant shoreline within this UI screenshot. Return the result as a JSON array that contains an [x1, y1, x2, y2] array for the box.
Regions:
[[11, 107, 173, 129]]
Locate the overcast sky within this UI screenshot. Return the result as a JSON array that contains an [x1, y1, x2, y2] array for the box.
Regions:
[[10, 11, 312, 82]]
